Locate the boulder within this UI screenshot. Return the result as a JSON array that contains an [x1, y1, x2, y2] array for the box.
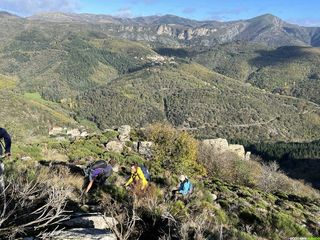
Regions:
[[132, 141, 139, 152], [80, 131, 89, 137], [202, 138, 229, 153], [112, 164, 120, 173], [138, 141, 153, 157], [228, 144, 245, 159], [61, 214, 118, 229], [67, 129, 81, 138], [105, 141, 124, 153], [211, 193, 218, 201], [50, 228, 116, 240], [49, 127, 64, 136], [118, 125, 131, 142], [21, 156, 32, 161], [55, 136, 66, 141]]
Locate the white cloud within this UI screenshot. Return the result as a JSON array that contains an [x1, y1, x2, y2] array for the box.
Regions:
[[0, 0, 80, 16]]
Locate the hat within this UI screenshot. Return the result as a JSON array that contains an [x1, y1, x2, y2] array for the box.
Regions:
[[179, 175, 186, 182]]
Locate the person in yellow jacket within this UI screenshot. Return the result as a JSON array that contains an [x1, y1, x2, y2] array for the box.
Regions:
[[125, 163, 148, 191]]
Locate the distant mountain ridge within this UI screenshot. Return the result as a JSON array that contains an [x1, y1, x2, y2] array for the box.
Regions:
[[24, 12, 320, 47]]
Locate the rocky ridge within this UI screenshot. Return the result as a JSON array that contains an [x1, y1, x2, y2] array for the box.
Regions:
[[25, 13, 320, 47]]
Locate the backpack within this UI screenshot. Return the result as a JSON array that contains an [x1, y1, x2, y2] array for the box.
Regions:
[[91, 160, 108, 170], [84, 160, 109, 177], [139, 164, 151, 181]]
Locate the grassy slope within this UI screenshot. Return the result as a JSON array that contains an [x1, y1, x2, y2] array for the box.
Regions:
[[0, 90, 76, 142], [6, 131, 319, 240]]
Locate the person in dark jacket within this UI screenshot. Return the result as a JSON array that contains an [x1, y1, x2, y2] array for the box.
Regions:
[[0, 128, 11, 157], [84, 160, 114, 193]]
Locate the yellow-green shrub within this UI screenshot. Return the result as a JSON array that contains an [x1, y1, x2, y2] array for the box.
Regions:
[[145, 123, 206, 177]]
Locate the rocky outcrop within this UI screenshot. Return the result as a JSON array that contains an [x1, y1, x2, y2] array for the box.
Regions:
[[51, 213, 118, 240], [50, 228, 116, 240], [202, 138, 248, 160], [117, 125, 131, 142], [228, 144, 245, 159], [202, 138, 229, 152], [156, 24, 218, 41], [138, 141, 153, 156], [49, 126, 88, 139], [105, 141, 124, 153], [133, 141, 153, 158], [67, 129, 81, 138], [49, 127, 65, 136], [61, 213, 117, 229]]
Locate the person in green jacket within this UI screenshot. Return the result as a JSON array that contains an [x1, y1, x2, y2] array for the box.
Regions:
[[125, 163, 148, 191]]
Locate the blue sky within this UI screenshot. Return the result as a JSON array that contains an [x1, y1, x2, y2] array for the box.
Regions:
[[0, 0, 320, 26]]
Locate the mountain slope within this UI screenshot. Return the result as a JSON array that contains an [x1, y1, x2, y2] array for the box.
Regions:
[[0, 12, 320, 142], [76, 63, 320, 141], [0, 90, 76, 142], [190, 42, 320, 104], [0, 27, 157, 100]]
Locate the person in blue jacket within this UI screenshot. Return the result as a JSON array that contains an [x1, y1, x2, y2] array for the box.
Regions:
[[172, 175, 193, 200]]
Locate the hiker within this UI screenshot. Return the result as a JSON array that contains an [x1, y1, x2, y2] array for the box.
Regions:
[[0, 128, 11, 157], [124, 163, 149, 191], [172, 175, 193, 201], [84, 160, 114, 193]]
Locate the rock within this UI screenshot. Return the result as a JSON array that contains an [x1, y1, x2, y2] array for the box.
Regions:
[[49, 127, 64, 136], [50, 228, 116, 240], [132, 141, 139, 151], [228, 144, 245, 159], [211, 193, 218, 201], [21, 156, 32, 161], [55, 136, 66, 141], [67, 129, 81, 138], [245, 151, 251, 160], [202, 138, 229, 152], [118, 125, 131, 142], [138, 141, 153, 157], [112, 164, 120, 173], [202, 138, 247, 160], [62, 214, 118, 229], [80, 131, 89, 137], [105, 141, 124, 153]]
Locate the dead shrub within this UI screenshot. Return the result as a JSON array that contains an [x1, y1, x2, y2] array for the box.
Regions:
[[0, 175, 71, 239]]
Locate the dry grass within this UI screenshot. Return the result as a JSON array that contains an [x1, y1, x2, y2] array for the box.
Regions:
[[198, 143, 320, 198]]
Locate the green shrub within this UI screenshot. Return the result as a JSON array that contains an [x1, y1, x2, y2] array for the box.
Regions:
[[145, 123, 206, 177], [170, 200, 188, 219], [67, 138, 104, 161], [12, 144, 43, 161], [271, 212, 311, 237]]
